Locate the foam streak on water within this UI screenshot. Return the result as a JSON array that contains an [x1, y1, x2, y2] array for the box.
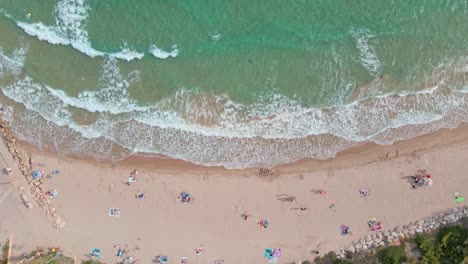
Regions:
[[352, 28, 382, 77]]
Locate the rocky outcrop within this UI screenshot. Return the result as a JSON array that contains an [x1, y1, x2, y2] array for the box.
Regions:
[[0, 114, 64, 228], [334, 206, 468, 259]]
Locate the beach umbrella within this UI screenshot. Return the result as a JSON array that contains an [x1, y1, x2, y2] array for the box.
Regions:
[[32, 170, 41, 180], [424, 178, 433, 187]]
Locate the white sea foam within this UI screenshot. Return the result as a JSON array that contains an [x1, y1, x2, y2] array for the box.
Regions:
[[112, 44, 144, 61], [209, 32, 222, 42], [149, 44, 179, 59], [352, 28, 382, 77], [0, 46, 27, 77], [1, 46, 468, 168], [5, 0, 143, 61]]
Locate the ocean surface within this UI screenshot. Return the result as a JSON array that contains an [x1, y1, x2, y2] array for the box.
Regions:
[[0, 0, 467, 168]]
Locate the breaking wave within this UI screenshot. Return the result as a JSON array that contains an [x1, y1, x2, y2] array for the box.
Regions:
[[149, 44, 179, 59], [0, 46, 467, 168], [3, 0, 144, 61]]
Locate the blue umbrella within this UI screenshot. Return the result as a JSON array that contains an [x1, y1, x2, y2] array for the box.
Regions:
[[32, 171, 41, 180]]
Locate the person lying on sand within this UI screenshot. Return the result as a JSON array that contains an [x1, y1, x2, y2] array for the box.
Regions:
[[278, 196, 296, 202]]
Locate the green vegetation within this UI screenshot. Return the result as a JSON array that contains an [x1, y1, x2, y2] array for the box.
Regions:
[[312, 218, 468, 264], [26, 253, 74, 264], [377, 244, 407, 264], [2, 243, 9, 264], [414, 225, 468, 264], [312, 251, 356, 264]]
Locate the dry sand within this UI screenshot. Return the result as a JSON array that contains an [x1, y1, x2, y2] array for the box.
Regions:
[[1, 124, 468, 263]]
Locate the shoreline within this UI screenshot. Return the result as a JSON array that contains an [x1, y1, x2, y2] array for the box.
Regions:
[[17, 121, 468, 174], [0, 117, 467, 263]]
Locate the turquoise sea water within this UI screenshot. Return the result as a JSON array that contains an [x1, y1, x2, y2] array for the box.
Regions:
[[0, 0, 467, 168]]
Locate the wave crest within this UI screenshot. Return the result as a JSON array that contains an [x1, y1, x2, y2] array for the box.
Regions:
[[149, 44, 179, 59], [4, 0, 143, 61], [0, 47, 467, 168]]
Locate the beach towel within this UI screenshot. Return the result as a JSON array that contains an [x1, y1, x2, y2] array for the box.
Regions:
[[259, 219, 269, 228], [181, 192, 191, 203], [157, 255, 168, 264], [181, 257, 188, 263], [214, 260, 224, 264], [128, 176, 136, 184], [90, 248, 101, 258], [264, 248, 274, 259], [340, 225, 351, 235], [109, 208, 121, 217], [455, 192, 464, 203], [359, 188, 370, 197], [273, 248, 282, 258]]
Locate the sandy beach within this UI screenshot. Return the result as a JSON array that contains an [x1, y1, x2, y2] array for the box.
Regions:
[[1, 123, 468, 263]]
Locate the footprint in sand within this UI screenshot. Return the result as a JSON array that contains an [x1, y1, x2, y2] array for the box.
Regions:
[[108, 183, 116, 193]]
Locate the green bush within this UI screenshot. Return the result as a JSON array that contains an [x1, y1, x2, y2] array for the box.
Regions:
[[436, 225, 468, 264], [414, 224, 468, 264], [332, 259, 353, 264], [2, 243, 9, 264], [415, 233, 440, 264], [377, 245, 407, 264], [313, 251, 355, 264]]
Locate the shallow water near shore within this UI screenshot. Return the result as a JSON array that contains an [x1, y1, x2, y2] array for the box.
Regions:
[[0, 0, 467, 168]]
